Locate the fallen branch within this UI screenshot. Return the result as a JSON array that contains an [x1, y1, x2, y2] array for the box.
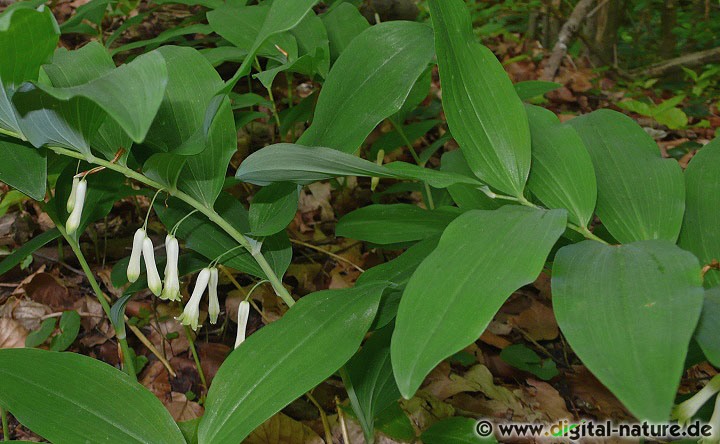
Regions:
[[630, 47, 720, 77], [542, 0, 596, 81]]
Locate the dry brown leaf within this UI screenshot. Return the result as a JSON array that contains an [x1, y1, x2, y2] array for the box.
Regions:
[[0, 296, 52, 331], [524, 379, 571, 421], [199, 343, 230, 385], [508, 299, 559, 341], [0, 317, 27, 348], [140, 360, 172, 398], [165, 392, 204, 422], [566, 365, 631, 420], [24, 272, 72, 310], [245, 413, 323, 444]]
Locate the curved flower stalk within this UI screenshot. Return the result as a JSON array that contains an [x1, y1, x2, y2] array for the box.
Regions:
[[127, 228, 146, 283], [65, 178, 87, 235], [673, 375, 720, 426], [702, 395, 720, 444], [235, 300, 250, 348], [208, 267, 220, 324], [142, 237, 163, 296], [161, 235, 181, 301], [177, 268, 211, 331]]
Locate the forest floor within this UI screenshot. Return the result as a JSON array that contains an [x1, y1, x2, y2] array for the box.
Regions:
[[1, 1, 719, 442]]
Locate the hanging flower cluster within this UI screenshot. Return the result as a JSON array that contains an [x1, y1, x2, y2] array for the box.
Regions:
[[69, 179, 251, 346]]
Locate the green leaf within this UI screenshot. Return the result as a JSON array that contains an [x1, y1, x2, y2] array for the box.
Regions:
[[219, 0, 319, 91], [321, 2, 369, 61], [391, 206, 566, 398], [343, 324, 399, 444], [422, 417, 497, 443], [679, 139, 720, 287], [248, 182, 299, 236], [499, 344, 559, 381], [429, 0, 530, 197], [110, 24, 212, 56], [236, 143, 395, 186], [60, 0, 110, 35], [0, 348, 185, 443], [526, 105, 597, 227], [0, 228, 60, 276], [0, 137, 46, 200], [25, 317, 57, 348], [568, 110, 685, 243], [440, 150, 502, 210], [21, 49, 167, 144], [337, 204, 462, 245], [695, 287, 720, 367], [49, 310, 80, 351], [513, 80, 561, 100], [198, 283, 386, 443], [207, 3, 297, 64], [298, 21, 434, 153], [369, 120, 441, 158], [175, 94, 236, 207], [384, 162, 483, 188], [553, 240, 704, 421]]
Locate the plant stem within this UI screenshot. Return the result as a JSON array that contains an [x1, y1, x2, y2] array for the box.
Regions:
[[59, 225, 138, 378], [1, 406, 9, 441], [184, 326, 208, 394], [389, 118, 435, 210], [39, 144, 295, 307]]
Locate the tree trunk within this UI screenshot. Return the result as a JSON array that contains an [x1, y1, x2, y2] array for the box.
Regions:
[[591, 0, 624, 66], [542, 0, 596, 80], [659, 0, 677, 59]]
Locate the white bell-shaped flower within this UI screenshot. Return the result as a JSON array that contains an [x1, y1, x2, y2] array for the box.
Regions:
[[142, 237, 163, 296], [234, 300, 250, 348], [65, 179, 87, 235], [176, 268, 211, 331], [127, 228, 146, 283], [67, 177, 80, 213], [160, 235, 181, 301], [673, 375, 720, 426], [208, 267, 220, 324]]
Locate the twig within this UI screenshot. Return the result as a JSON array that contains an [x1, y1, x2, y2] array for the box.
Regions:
[[336, 396, 351, 444], [290, 239, 365, 273], [542, 0, 596, 81], [630, 47, 720, 77], [306, 392, 333, 444]]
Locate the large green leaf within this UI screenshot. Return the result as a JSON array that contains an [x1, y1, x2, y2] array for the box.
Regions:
[[695, 287, 720, 367], [321, 2, 369, 61], [553, 240, 704, 421], [568, 110, 685, 243], [391, 206, 566, 397], [0, 348, 184, 443], [0, 6, 59, 134], [298, 21, 434, 153], [248, 182, 300, 236], [679, 139, 720, 287], [337, 204, 462, 245], [0, 137, 46, 200], [0, 228, 60, 276], [526, 105, 597, 227], [236, 143, 395, 186], [198, 283, 386, 443], [440, 150, 502, 210], [429, 0, 530, 197], [32, 49, 167, 143], [344, 324, 400, 444]]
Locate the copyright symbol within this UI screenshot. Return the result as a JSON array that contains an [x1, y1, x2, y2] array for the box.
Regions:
[[475, 420, 493, 437]]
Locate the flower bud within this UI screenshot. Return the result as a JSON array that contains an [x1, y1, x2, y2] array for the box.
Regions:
[[160, 235, 181, 301], [142, 237, 163, 296], [176, 268, 211, 331], [67, 177, 80, 213], [127, 228, 146, 283], [673, 375, 720, 426], [235, 300, 250, 348], [208, 267, 219, 324], [65, 179, 86, 235]]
